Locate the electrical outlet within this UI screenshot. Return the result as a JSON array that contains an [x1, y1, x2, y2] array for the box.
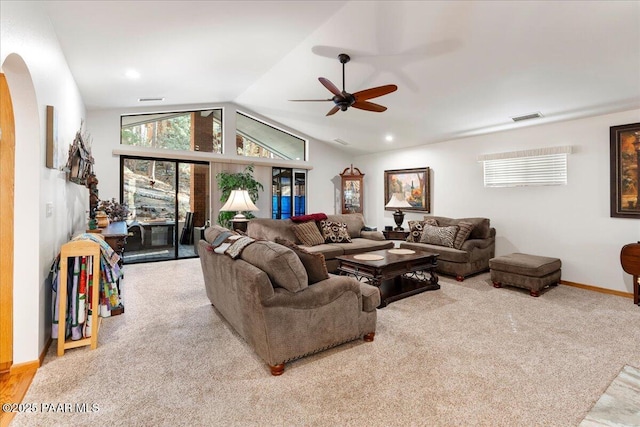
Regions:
[[46, 202, 53, 217]]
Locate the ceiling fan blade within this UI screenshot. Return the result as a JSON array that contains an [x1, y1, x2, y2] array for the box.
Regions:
[[319, 77, 342, 97], [326, 105, 340, 116], [353, 84, 398, 101], [289, 99, 332, 102], [352, 101, 387, 113]]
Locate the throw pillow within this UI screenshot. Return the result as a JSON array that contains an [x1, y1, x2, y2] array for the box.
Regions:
[[320, 220, 352, 243], [453, 221, 474, 250], [291, 213, 328, 223], [406, 218, 438, 242], [406, 220, 424, 243], [292, 221, 325, 246], [420, 224, 458, 248], [275, 238, 330, 284]]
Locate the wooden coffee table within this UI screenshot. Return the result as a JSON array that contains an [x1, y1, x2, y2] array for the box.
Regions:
[[336, 249, 439, 307]]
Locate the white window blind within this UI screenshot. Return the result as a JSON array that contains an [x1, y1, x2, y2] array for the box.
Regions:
[[478, 146, 572, 187]]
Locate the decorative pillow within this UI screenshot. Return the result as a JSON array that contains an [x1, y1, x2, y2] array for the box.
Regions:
[[406, 218, 438, 242], [406, 221, 424, 243], [275, 238, 329, 284], [240, 241, 308, 292], [320, 220, 352, 243], [292, 221, 325, 246], [453, 221, 474, 250], [420, 224, 458, 248], [291, 213, 328, 223]]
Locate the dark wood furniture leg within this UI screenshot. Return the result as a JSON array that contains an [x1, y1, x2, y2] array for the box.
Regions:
[[363, 332, 375, 342], [270, 364, 285, 376]]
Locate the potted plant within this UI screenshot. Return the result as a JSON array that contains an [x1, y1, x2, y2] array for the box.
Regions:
[[216, 164, 264, 228]]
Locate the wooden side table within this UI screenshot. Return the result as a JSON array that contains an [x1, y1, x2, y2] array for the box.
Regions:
[[230, 219, 249, 233], [383, 230, 409, 241]]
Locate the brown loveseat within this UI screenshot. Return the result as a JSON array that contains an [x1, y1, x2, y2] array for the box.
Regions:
[[198, 225, 379, 376], [399, 216, 496, 281], [246, 213, 394, 272]]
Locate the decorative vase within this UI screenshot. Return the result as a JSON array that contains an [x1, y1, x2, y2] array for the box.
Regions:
[[96, 211, 109, 228]]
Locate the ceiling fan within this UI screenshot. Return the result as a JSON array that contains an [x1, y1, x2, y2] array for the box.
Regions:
[[290, 53, 398, 116]]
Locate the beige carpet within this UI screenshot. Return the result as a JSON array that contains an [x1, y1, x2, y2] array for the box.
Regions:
[[12, 258, 640, 426]]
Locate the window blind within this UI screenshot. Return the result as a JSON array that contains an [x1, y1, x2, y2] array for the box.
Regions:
[[479, 146, 571, 187]]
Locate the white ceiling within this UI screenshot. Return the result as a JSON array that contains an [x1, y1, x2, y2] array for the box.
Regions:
[[44, 0, 640, 155]]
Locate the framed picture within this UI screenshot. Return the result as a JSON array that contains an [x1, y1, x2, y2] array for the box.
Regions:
[[610, 122, 640, 218], [384, 167, 430, 213], [46, 105, 57, 169]]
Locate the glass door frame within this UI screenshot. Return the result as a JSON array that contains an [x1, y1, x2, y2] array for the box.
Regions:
[[119, 155, 210, 264]]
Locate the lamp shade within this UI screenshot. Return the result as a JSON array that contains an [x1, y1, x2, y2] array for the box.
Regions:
[[385, 193, 412, 209], [220, 189, 259, 215]]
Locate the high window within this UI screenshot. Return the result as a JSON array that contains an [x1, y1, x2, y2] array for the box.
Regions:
[[479, 146, 572, 187], [121, 109, 222, 153], [236, 112, 306, 160]]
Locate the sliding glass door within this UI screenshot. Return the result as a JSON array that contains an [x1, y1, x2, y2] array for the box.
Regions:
[[121, 156, 209, 263]]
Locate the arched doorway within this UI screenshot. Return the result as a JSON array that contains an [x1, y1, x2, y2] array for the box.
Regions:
[[0, 52, 40, 372], [0, 72, 15, 371]]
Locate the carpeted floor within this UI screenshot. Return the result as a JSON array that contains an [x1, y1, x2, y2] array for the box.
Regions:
[[12, 258, 640, 426]]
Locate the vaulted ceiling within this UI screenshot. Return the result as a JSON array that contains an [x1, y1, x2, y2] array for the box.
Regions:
[[44, 1, 640, 155]]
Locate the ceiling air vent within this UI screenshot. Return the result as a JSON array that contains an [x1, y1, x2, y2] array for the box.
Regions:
[[138, 97, 165, 102], [333, 138, 349, 146], [511, 112, 543, 122]]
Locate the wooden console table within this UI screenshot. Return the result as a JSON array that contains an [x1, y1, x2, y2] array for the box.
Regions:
[[101, 221, 127, 315], [101, 221, 128, 255], [337, 249, 439, 307]]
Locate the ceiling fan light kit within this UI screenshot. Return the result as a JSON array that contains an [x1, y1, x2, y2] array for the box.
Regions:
[[291, 53, 397, 116]]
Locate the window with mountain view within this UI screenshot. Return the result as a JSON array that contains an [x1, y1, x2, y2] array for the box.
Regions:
[[121, 109, 223, 153]]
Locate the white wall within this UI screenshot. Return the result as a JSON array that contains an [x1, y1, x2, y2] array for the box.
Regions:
[[356, 109, 640, 293], [86, 103, 353, 219], [1, 2, 87, 364]]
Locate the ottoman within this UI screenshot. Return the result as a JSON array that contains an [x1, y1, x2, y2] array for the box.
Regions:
[[490, 253, 561, 297]]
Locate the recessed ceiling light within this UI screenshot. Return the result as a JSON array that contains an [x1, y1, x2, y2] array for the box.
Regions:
[[125, 69, 141, 79], [385, 134, 394, 142]]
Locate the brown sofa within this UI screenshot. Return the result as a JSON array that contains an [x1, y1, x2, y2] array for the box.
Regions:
[[246, 213, 394, 272], [198, 225, 380, 376], [400, 216, 496, 281]]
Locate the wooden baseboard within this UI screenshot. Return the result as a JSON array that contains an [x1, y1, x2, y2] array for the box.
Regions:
[[560, 280, 633, 299], [8, 360, 38, 375]]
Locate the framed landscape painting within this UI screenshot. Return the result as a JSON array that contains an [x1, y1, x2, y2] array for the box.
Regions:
[[384, 167, 430, 213], [610, 122, 640, 218]]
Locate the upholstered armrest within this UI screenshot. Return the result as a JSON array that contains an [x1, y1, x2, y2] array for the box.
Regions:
[[461, 237, 494, 251], [262, 275, 362, 309], [360, 230, 386, 241]]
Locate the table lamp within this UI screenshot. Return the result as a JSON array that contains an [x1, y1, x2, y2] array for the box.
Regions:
[[385, 192, 412, 231], [220, 189, 259, 221]]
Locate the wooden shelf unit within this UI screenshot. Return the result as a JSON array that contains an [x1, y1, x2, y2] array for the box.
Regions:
[[56, 240, 102, 356]]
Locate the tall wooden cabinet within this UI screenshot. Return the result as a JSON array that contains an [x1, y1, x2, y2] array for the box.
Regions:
[[340, 165, 364, 214]]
